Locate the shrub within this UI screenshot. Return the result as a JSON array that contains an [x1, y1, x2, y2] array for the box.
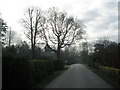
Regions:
[[2, 56, 32, 88], [53, 60, 65, 70], [3, 56, 64, 88], [30, 60, 55, 85], [100, 66, 120, 80]]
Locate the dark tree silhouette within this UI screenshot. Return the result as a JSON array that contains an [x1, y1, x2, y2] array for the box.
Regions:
[[43, 7, 85, 60], [80, 41, 89, 63], [21, 7, 44, 59], [89, 38, 119, 68], [6, 28, 16, 46], [16, 41, 31, 58]]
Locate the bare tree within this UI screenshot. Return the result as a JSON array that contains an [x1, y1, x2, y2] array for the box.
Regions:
[[43, 7, 85, 60], [6, 28, 15, 46], [21, 7, 44, 58]]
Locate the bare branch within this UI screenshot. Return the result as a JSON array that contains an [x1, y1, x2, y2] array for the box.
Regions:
[[46, 43, 57, 52], [21, 7, 45, 58], [45, 7, 85, 54]]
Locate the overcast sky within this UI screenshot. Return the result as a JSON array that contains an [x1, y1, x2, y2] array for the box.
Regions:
[[0, 0, 119, 43]]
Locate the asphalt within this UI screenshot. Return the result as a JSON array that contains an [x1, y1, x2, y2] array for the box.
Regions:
[[45, 64, 113, 88]]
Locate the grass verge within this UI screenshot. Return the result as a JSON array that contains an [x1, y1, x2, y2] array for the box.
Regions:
[[85, 64, 120, 88]]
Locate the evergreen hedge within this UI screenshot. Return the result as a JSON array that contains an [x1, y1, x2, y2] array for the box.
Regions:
[[30, 60, 54, 85], [53, 60, 65, 70], [2, 56, 64, 88], [2, 56, 32, 88]]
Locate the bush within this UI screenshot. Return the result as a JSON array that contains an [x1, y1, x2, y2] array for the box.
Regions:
[[3, 56, 64, 88], [30, 60, 55, 85], [101, 66, 120, 80], [2, 56, 32, 88], [53, 60, 65, 70], [88, 59, 95, 68]]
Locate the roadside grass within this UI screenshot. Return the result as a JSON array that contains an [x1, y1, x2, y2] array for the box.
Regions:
[[85, 64, 120, 88], [32, 65, 70, 88]]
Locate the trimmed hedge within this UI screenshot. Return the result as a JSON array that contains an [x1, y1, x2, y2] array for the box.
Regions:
[[30, 60, 54, 85], [2, 56, 32, 88], [31, 60, 65, 84], [2, 56, 65, 88], [53, 60, 65, 70]]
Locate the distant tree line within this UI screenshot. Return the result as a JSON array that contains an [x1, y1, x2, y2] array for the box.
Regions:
[[88, 38, 119, 69]]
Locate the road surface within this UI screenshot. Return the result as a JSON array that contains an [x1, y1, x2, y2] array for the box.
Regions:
[[45, 64, 113, 88]]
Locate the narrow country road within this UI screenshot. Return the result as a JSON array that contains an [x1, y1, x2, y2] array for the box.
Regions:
[[45, 64, 113, 88]]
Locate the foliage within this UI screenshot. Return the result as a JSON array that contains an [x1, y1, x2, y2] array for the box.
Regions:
[[61, 46, 79, 64], [2, 45, 17, 57], [101, 66, 120, 75], [88, 39, 119, 69], [100, 66, 120, 87], [2, 56, 32, 88], [53, 60, 65, 70], [80, 50, 89, 64], [3, 41, 31, 59], [16, 41, 31, 58], [30, 60, 54, 85], [2, 54, 65, 88], [88, 53, 97, 68]]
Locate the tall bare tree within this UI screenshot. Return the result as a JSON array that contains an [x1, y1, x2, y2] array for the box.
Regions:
[[43, 7, 85, 60], [21, 7, 44, 58], [6, 28, 15, 46]]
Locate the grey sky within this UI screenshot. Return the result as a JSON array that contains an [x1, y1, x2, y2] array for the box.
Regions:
[[0, 0, 119, 43]]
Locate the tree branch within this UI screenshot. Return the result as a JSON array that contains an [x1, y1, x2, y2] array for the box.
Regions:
[[46, 43, 57, 52]]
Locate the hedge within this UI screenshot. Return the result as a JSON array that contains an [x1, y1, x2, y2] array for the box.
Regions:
[[2, 56, 65, 88], [2, 56, 32, 88], [100, 66, 120, 80], [31, 60, 65, 84], [30, 60, 54, 85], [53, 60, 65, 70], [100, 66, 120, 87]]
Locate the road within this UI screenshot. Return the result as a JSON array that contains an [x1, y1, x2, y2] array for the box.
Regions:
[[45, 64, 113, 88]]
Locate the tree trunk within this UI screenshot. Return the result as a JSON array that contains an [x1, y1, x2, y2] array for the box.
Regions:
[[31, 35, 35, 59], [32, 21, 37, 59], [33, 45, 35, 59], [8, 30, 11, 47], [57, 49, 60, 60], [57, 45, 61, 60], [8, 39, 11, 47], [57, 36, 61, 60], [31, 43, 35, 59]]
